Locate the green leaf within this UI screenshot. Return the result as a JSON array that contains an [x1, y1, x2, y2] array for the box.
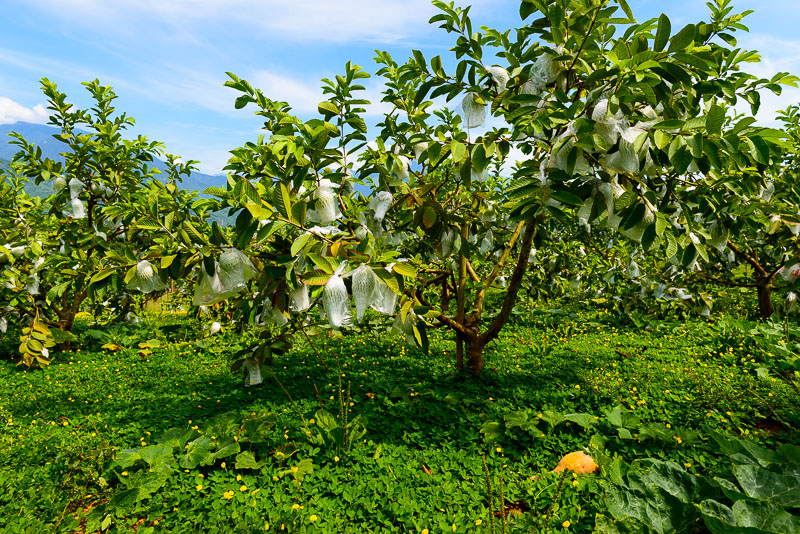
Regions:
[[180, 436, 215, 469], [560, 413, 598, 429], [480, 421, 503, 443], [318, 101, 339, 117], [161, 254, 177, 269], [616, 0, 634, 21], [213, 438, 241, 459], [156, 428, 195, 449], [733, 465, 800, 506], [654, 14, 671, 52], [280, 183, 294, 223], [115, 448, 142, 469], [422, 206, 437, 229], [550, 190, 584, 206], [655, 213, 668, 236], [235, 450, 261, 470], [392, 263, 417, 278], [706, 104, 725, 136], [451, 140, 467, 163], [746, 136, 770, 165], [139, 444, 174, 469], [89, 268, 115, 285], [291, 233, 312, 257], [700, 499, 800, 534], [665, 232, 678, 259], [375, 268, 401, 295], [203, 186, 227, 197], [135, 216, 161, 230], [471, 143, 488, 172], [669, 24, 696, 52], [695, 241, 709, 263]]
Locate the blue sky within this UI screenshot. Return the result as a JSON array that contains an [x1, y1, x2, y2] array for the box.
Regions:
[[2, 0, 799, 174]]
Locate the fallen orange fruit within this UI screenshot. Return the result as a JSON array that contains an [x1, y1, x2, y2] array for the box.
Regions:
[[552, 451, 598, 474]]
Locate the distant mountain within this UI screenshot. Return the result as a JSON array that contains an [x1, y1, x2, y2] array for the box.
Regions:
[[0, 122, 228, 196]]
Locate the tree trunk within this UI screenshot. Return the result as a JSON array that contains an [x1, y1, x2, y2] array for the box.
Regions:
[[757, 282, 774, 319], [456, 333, 464, 371], [56, 310, 77, 351], [467, 339, 485, 376]]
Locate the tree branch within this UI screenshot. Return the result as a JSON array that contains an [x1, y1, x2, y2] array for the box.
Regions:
[[481, 215, 539, 344], [727, 240, 767, 277], [473, 220, 525, 318]]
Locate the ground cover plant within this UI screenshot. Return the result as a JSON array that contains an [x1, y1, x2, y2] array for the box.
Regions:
[[1, 309, 797, 533]]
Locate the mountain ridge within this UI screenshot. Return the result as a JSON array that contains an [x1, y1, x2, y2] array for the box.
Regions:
[[0, 122, 228, 196]]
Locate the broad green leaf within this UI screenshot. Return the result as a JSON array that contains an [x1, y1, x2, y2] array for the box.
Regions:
[[471, 143, 488, 172], [700, 499, 800, 534], [291, 232, 312, 257], [733, 465, 800, 506], [115, 448, 142, 469], [451, 140, 467, 163], [180, 436, 215, 469], [422, 206, 437, 229], [139, 444, 174, 469], [561, 413, 598, 429], [706, 104, 725, 136], [669, 24, 696, 52], [89, 268, 115, 285], [161, 255, 177, 269], [480, 421, 503, 443], [616, 0, 634, 21], [135, 216, 161, 230], [746, 136, 770, 165], [318, 101, 339, 117], [280, 182, 294, 223], [550, 190, 584, 206], [235, 450, 260, 470], [393, 263, 417, 278], [156, 428, 195, 449], [665, 232, 678, 259], [654, 14, 671, 52], [213, 438, 241, 459]]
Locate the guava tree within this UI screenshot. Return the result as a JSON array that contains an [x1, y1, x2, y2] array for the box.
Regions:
[[182, 63, 417, 384], [0, 79, 209, 366], [685, 105, 800, 318], [354, 0, 797, 373], [105, 0, 798, 380]]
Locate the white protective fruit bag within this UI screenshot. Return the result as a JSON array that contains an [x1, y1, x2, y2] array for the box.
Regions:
[[289, 282, 310, 312], [244, 359, 263, 387], [461, 93, 486, 128], [127, 260, 167, 294], [218, 248, 257, 293], [322, 264, 351, 328], [369, 191, 394, 222], [351, 264, 379, 322]]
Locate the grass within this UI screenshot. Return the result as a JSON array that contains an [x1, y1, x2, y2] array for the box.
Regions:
[[0, 310, 797, 532]]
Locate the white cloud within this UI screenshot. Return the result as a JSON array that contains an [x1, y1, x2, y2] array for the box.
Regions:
[[18, 0, 443, 44], [0, 97, 48, 125], [248, 71, 326, 114], [734, 34, 800, 124]]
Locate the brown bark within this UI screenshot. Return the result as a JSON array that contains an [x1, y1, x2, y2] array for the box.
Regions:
[[463, 217, 538, 375], [467, 339, 485, 375], [757, 282, 774, 319], [481, 216, 539, 345], [456, 333, 464, 371]]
